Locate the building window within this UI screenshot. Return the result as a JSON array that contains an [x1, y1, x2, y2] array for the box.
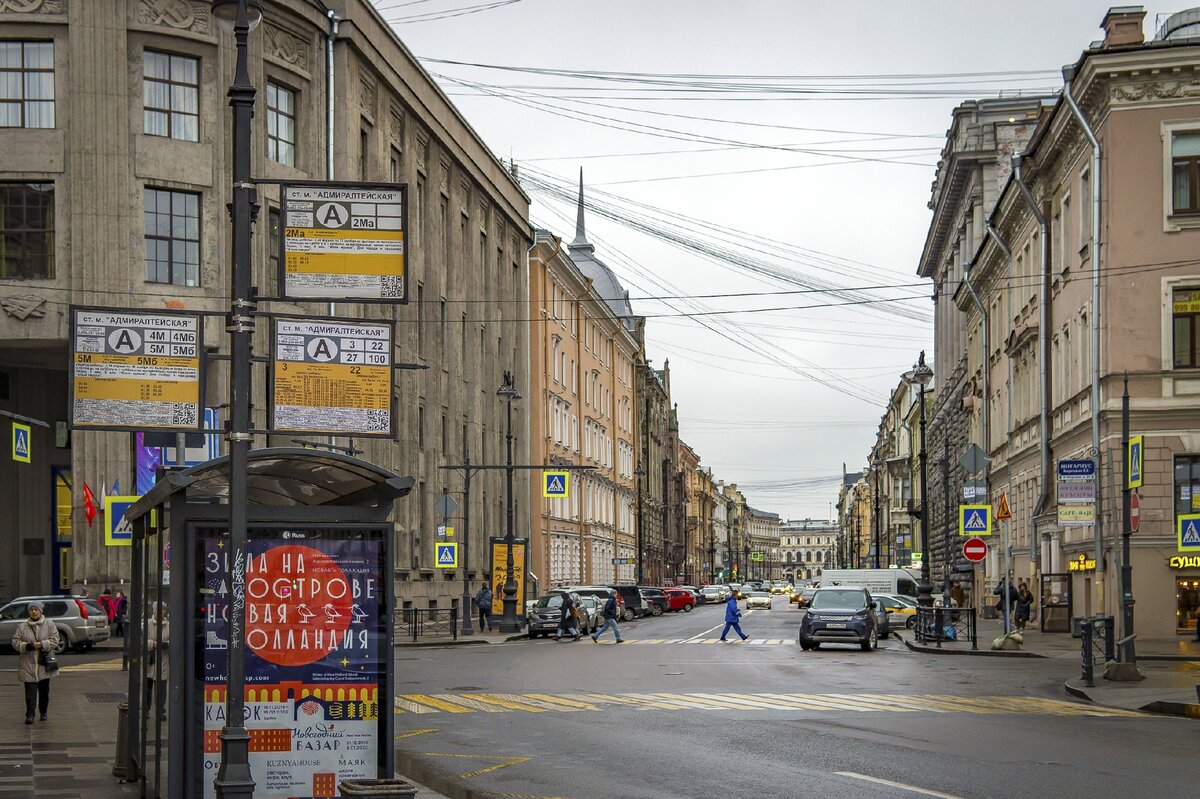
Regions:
[[0, 182, 54, 279], [0, 41, 54, 128], [1174, 455, 1200, 524], [143, 51, 198, 141], [266, 82, 296, 165], [268, 207, 280, 276], [1173, 289, 1200, 369], [1172, 131, 1200, 214], [144, 188, 200, 286]]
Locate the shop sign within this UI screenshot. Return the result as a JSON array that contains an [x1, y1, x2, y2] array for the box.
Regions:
[[201, 534, 387, 799], [1173, 289, 1200, 314], [1169, 555, 1200, 569], [1058, 504, 1095, 527], [1068, 553, 1096, 572], [1057, 481, 1096, 504]]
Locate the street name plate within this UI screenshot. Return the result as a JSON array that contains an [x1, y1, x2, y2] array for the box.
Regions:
[[70, 308, 203, 431], [280, 182, 408, 302], [1057, 481, 1096, 504], [270, 318, 394, 437]]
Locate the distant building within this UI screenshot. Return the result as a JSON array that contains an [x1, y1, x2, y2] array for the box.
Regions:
[[780, 519, 837, 581]]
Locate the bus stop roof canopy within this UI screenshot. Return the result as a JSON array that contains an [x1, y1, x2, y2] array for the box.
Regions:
[[125, 448, 413, 521]]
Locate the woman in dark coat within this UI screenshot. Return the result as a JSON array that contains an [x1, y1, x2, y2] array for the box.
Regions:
[[1014, 583, 1036, 632]]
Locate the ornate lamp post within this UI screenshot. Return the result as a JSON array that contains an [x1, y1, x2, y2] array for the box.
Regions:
[[496, 371, 521, 633], [905, 351, 935, 608]]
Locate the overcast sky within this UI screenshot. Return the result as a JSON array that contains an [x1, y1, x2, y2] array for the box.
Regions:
[[375, 0, 1182, 519]]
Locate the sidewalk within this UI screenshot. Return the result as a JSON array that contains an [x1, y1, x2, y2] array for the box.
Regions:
[[0, 654, 449, 798]]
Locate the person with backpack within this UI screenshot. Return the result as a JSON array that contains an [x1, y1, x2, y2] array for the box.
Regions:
[[720, 590, 749, 642], [552, 592, 581, 641], [591, 589, 624, 643], [474, 584, 494, 632]]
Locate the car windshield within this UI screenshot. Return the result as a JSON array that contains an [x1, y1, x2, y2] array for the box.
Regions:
[[811, 590, 868, 610], [534, 594, 565, 608], [580, 597, 597, 608], [749, 592, 770, 597]]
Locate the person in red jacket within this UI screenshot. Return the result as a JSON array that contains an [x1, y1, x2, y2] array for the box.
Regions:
[[99, 589, 117, 624]]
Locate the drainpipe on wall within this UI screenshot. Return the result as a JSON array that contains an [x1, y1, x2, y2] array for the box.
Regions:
[[1062, 63, 1105, 609], [1011, 156, 1052, 575]]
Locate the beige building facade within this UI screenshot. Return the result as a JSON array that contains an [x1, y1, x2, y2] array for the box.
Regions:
[[0, 0, 531, 610]]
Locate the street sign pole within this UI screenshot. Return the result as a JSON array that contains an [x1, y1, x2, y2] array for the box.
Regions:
[[1119, 374, 1138, 669], [457, 461, 473, 636]]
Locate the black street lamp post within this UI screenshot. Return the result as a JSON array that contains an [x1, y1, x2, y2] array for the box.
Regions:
[[872, 458, 882, 569], [907, 351, 935, 608], [634, 464, 646, 584], [211, 2, 262, 797], [497, 371, 521, 633]]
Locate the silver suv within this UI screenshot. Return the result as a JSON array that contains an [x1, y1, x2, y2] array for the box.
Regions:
[[0, 595, 111, 654]]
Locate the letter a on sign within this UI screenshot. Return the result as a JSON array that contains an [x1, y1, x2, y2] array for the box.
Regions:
[[543, 470, 570, 498], [959, 504, 992, 537]]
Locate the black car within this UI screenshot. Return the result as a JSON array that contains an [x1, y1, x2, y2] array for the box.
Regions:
[[797, 586, 887, 651], [638, 587, 668, 616]]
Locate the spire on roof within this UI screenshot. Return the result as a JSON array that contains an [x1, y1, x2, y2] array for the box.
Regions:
[[571, 168, 594, 252]]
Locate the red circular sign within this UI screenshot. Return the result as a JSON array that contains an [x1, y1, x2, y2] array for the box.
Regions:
[[1130, 491, 1141, 532], [962, 537, 988, 562], [244, 544, 353, 667]]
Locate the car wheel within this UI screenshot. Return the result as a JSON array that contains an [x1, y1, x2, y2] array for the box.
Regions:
[[55, 629, 70, 655], [861, 627, 877, 651], [683, 603, 693, 613], [798, 638, 812, 651], [811, 642, 821, 650], [651, 604, 663, 617], [622, 609, 634, 622], [528, 631, 538, 639], [906, 616, 916, 629]]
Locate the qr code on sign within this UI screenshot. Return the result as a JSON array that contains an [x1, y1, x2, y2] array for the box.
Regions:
[[365, 410, 390, 432], [171, 403, 197, 426], [380, 275, 405, 299]]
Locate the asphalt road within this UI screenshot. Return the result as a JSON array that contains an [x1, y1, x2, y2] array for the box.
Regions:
[[395, 596, 1196, 799]]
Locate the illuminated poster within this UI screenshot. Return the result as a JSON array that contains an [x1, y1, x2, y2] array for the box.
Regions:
[[200, 534, 385, 799], [489, 538, 527, 616]]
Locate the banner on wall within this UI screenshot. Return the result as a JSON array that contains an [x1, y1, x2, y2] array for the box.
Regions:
[[199, 532, 387, 799]]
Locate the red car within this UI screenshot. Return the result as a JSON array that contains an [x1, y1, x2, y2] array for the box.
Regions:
[[661, 588, 695, 613]]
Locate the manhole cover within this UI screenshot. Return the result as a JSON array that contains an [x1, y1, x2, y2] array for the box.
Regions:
[[86, 693, 128, 704]]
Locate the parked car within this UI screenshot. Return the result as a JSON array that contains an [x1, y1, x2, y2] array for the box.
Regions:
[[873, 593, 919, 629], [676, 585, 704, 604], [576, 595, 602, 632], [526, 591, 588, 638], [746, 591, 773, 610], [792, 586, 818, 608], [639, 588, 669, 617], [0, 595, 110, 654], [562, 584, 643, 621], [797, 587, 887, 651], [661, 588, 695, 612], [700, 585, 726, 604]]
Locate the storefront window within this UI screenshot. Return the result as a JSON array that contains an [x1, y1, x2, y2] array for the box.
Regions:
[[1178, 578, 1200, 635], [1172, 454, 1200, 518]]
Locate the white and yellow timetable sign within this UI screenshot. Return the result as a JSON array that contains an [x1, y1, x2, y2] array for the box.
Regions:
[[70, 308, 203, 431], [280, 183, 407, 302], [270, 318, 394, 437]]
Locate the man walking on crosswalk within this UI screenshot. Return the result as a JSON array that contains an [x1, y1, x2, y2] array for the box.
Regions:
[[720, 591, 749, 642]]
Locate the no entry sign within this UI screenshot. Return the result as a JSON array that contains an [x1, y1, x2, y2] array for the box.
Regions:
[[1130, 491, 1141, 533], [962, 537, 988, 563]]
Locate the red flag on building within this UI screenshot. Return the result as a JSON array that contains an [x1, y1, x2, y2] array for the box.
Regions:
[[82, 482, 97, 526]]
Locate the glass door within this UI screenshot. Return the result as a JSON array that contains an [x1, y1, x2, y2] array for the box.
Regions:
[[1177, 577, 1200, 634], [51, 468, 73, 593]]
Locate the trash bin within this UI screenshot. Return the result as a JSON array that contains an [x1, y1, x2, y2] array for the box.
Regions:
[[338, 778, 419, 798], [112, 701, 129, 779]]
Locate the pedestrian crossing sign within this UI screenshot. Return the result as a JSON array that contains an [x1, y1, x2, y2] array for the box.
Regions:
[[958, 504, 992, 536], [1178, 513, 1200, 552], [11, 422, 30, 464], [435, 542, 459, 569], [542, 470, 570, 498]]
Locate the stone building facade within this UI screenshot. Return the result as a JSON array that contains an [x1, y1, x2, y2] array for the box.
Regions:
[[780, 518, 836, 581], [0, 0, 531, 611]]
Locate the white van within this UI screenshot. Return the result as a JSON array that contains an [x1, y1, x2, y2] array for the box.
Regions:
[[817, 569, 920, 599]]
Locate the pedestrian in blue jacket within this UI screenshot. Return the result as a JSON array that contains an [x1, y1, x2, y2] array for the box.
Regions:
[[720, 593, 749, 642]]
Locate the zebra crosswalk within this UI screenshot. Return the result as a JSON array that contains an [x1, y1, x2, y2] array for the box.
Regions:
[[591, 638, 792, 645], [393, 690, 1143, 718]]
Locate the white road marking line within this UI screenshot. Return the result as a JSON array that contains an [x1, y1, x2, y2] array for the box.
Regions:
[[684, 622, 726, 642], [835, 772, 966, 799]]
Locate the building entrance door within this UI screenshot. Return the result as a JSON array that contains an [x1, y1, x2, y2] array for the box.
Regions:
[[1040, 572, 1071, 632], [51, 468, 73, 592], [1176, 576, 1200, 635]]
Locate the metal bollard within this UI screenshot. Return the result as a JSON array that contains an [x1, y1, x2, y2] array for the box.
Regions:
[[338, 778, 418, 798], [112, 701, 129, 779]]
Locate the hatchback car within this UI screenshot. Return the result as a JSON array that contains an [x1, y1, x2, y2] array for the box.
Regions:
[[873, 593, 919, 629], [745, 591, 773, 610], [0, 595, 111, 654], [639, 588, 669, 616], [700, 585, 726, 604], [526, 591, 587, 639], [792, 586, 818, 608], [797, 587, 886, 651], [661, 588, 695, 612]]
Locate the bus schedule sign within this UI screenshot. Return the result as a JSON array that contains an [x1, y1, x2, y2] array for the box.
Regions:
[[270, 318, 395, 437], [280, 182, 407, 303], [69, 308, 204, 431]]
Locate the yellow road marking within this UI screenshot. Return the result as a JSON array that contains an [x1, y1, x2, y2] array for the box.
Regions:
[[400, 694, 475, 713], [524, 693, 600, 711], [582, 692, 680, 710], [462, 693, 548, 713], [394, 696, 441, 714], [780, 693, 915, 713], [426, 694, 510, 713], [395, 728, 438, 740], [416, 753, 530, 781]]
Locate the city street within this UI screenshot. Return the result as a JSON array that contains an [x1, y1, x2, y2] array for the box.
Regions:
[[394, 598, 1196, 799]]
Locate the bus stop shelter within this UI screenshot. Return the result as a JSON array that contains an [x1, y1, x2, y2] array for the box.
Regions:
[[120, 448, 412, 799]]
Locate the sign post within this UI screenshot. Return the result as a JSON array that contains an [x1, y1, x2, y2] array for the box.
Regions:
[[11, 422, 30, 463]]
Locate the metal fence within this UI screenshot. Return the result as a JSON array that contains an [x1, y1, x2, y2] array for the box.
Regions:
[[914, 607, 978, 650], [396, 608, 459, 643], [1080, 615, 1115, 686]]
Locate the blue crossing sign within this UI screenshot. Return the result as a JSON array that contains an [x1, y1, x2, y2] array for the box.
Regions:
[[104, 495, 140, 547], [1178, 513, 1200, 553], [12, 422, 30, 464], [435, 542, 459, 569], [542, 470, 570, 498], [959, 504, 993, 537]]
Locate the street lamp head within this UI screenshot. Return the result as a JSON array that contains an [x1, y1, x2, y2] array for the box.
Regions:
[[906, 350, 933, 388], [496, 371, 521, 403], [211, 0, 264, 32]]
